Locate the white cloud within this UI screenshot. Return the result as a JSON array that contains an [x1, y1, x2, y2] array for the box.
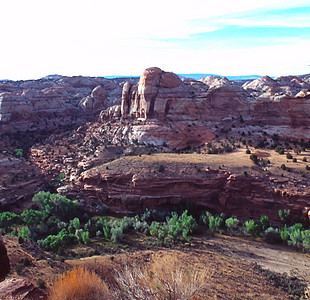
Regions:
[[0, 0, 309, 79]]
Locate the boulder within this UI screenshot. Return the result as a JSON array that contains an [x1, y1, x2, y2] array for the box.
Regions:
[[0, 278, 47, 299], [0, 234, 10, 280]]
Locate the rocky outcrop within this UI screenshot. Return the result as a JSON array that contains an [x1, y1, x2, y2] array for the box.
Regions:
[[106, 67, 310, 147], [75, 162, 310, 223], [0, 278, 47, 299], [79, 86, 108, 111], [0, 234, 10, 280], [0, 76, 125, 134]]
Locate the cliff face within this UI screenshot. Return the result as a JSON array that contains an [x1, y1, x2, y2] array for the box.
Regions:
[[0, 76, 127, 133], [1, 67, 310, 223], [74, 157, 310, 223]]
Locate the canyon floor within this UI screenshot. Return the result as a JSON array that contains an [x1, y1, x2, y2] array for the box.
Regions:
[[4, 232, 310, 299]]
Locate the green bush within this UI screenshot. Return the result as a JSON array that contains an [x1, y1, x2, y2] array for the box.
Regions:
[[199, 211, 212, 225], [288, 228, 303, 249], [301, 230, 310, 252], [80, 231, 90, 245], [0, 212, 21, 232], [33, 191, 77, 221], [18, 226, 31, 240], [111, 225, 124, 243], [133, 220, 149, 234], [278, 209, 290, 222], [264, 227, 281, 244], [286, 153, 293, 159], [260, 216, 269, 231], [208, 215, 224, 234], [280, 224, 289, 243], [72, 218, 80, 230], [244, 220, 261, 237], [245, 149, 251, 154], [150, 210, 197, 244], [225, 217, 239, 233], [21, 209, 45, 226], [38, 229, 78, 252]]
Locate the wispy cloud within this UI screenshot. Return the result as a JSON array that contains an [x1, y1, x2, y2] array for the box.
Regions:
[[1, 0, 310, 79]]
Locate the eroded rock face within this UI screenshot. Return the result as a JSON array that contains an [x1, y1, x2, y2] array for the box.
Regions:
[[0, 278, 47, 299], [74, 165, 309, 223], [0, 76, 124, 133], [79, 86, 108, 111], [0, 234, 10, 280]]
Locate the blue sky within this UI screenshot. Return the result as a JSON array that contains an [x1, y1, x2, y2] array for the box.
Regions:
[[1, 0, 309, 80]]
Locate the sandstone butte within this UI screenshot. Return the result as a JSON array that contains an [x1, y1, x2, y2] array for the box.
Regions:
[[0, 67, 310, 224]]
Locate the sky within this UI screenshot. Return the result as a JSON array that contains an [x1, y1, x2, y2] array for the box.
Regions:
[[1, 0, 310, 80]]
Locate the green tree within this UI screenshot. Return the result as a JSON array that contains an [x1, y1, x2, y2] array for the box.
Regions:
[[21, 209, 44, 226], [18, 226, 31, 240], [15, 148, 23, 158], [33, 191, 77, 221], [0, 212, 21, 232]]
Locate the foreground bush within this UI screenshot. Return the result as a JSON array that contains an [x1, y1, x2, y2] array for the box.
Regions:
[[114, 256, 211, 300], [48, 267, 111, 300]]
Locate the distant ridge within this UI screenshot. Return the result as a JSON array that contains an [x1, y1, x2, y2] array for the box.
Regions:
[[178, 73, 262, 81]]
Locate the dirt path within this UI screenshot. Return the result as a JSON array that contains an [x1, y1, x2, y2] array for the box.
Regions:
[[202, 235, 310, 283]]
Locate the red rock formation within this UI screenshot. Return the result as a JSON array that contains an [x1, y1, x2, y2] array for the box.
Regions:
[[0, 234, 10, 280], [0, 278, 47, 299], [0, 76, 124, 133], [75, 163, 309, 223], [79, 86, 108, 111]]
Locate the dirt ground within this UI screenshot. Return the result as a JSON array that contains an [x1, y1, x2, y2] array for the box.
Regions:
[[3, 234, 310, 299]]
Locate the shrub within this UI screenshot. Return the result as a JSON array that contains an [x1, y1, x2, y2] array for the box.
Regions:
[[133, 221, 149, 234], [293, 158, 297, 163], [21, 209, 44, 226], [208, 215, 224, 234], [111, 225, 124, 243], [302, 157, 307, 162], [38, 229, 78, 252], [278, 209, 290, 222], [245, 149, 251, 154], [150, 222, 169, 244], [288, 228, 303, 249], [18, 226, 31, 240], [80, 231, 89, 245], [72, 218, 80, 230], [244, 220, 261, 237], [0, 212, 21, 232], [33, 191, 77, 221], [301, 230, 310, 252], [260, 216, 269, 231], [250, 154, 258, 164], [199, 211, 212, 225], [225, 217, 239, 233], [121, 216, 134, 233], [150, 210, 197, 244], [286, 152, 293, 159], [280, 224, 289, 243], [49, 267, 111, 300], [264, 227, 282, 244]]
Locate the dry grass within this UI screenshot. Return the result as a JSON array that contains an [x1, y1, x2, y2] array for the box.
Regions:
[[113, 255, 212, 300], [48, 267, 111, 300]]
